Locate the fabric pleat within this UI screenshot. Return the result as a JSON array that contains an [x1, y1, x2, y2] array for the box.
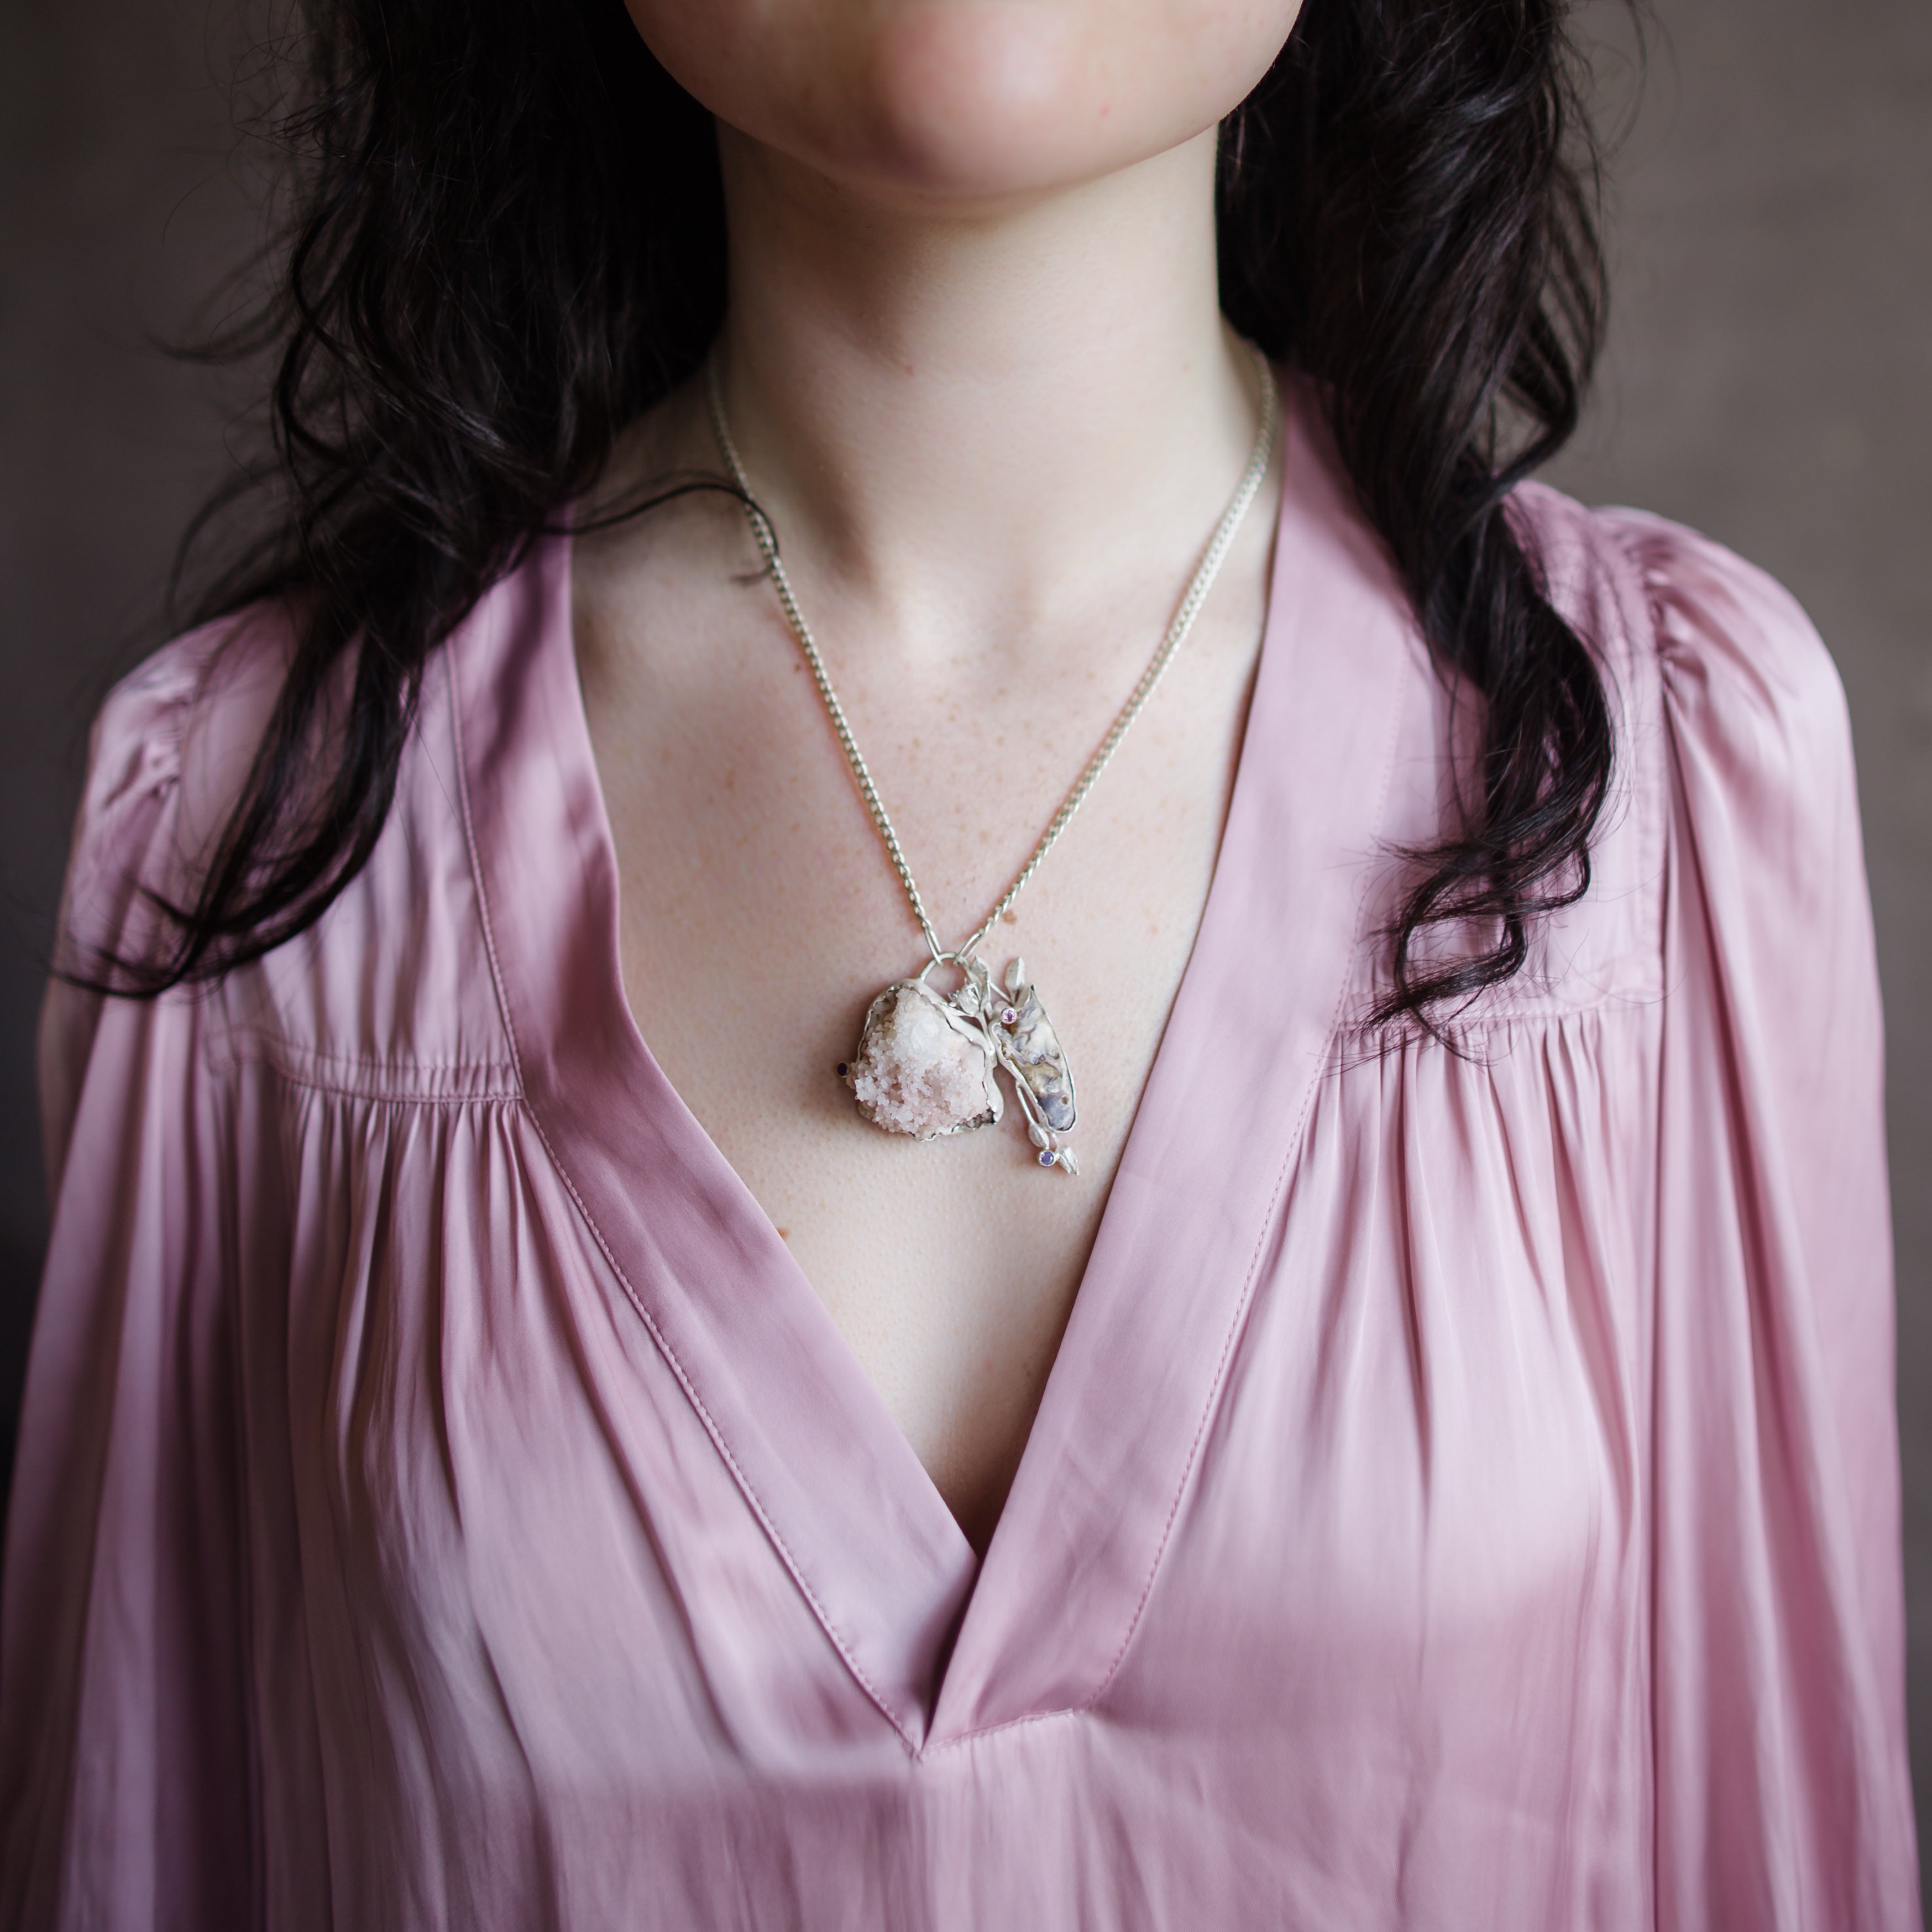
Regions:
[[0, 397, 1914, 1929]]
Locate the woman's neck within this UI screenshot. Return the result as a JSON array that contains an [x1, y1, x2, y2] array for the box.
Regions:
[[709, 120, 1265, 658]]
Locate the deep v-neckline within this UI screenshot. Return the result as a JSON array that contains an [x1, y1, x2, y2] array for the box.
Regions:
[[452, 384, 1411, 1754]]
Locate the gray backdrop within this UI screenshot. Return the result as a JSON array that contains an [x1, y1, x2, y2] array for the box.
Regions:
[[3, 0, 1928, 1896]]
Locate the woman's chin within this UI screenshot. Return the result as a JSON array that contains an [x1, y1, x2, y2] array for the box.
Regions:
[[854, 4, 1130, 198], [636, 0, 1299, 210]]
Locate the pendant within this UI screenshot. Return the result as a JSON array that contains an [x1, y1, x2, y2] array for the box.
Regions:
[[845, 978, 1003, 1141], [844, 956, 1080, 1174]]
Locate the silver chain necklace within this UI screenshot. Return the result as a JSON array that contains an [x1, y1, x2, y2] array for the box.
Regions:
[[706, 348, 1277, 1176]]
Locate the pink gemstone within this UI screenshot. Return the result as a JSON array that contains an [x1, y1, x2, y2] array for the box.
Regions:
[[1001, 1008, 1018, 1026]]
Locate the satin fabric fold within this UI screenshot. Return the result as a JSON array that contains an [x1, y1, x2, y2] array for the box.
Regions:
[[2, 388, 1915, 1929]]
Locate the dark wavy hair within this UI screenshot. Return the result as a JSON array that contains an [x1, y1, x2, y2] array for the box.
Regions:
[[139, 0, 1616, 1029]]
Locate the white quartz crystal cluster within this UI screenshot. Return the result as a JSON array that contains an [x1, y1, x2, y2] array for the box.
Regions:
[[846, 982, 1003, 1140]]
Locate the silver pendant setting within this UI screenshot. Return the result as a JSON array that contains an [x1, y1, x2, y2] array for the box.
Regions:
[[844, 956, 1080, 1174]]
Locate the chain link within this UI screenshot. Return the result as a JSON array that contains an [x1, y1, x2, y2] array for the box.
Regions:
[[706, 348, 1279, 970]]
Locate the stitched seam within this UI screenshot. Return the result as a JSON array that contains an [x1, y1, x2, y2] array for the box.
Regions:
[[1333, 986, 1665, 1049], [1076, 679, 1409, 1716], [919, 1704, 1082, 1760], [447, 638, 529, 1101], [444, 583, 920, 1757], [1075, 1021, 1333, 1714], [229, 1034, 519, 1104], [265, 1069, 522, 1106], [514, 1099, 919, 1755], [224, 1028, 519, 1079]]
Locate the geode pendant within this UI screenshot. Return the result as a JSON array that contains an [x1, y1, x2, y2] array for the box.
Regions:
[[844, 955, 1080, 1173], [846, 979, 1003, 1140]]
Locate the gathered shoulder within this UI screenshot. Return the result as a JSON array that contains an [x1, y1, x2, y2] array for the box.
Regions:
[[60, 604, 298, 970], [1508, 481, 1852, 787], [1593, 504, 1855, 802], [1391, 479, 1870, 1024], [1506, 481, 1860, 886], [57, 586, 517, 1090], [1595, 504, 1840, 688]]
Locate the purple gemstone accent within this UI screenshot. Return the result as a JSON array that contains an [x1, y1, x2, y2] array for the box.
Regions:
[[1001, 1007, 1018, 1026], [1038, 1148, 1058, 1167]]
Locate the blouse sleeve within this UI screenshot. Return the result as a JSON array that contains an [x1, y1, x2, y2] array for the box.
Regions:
[[0, 641, 255, 1931], [1617, 511, 1921, 1930]]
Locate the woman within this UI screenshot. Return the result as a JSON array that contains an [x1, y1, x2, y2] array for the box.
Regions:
[[0, 0, 1916, 1924]]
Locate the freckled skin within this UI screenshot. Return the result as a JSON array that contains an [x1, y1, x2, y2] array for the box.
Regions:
[[583, 0, 1300, 1553]]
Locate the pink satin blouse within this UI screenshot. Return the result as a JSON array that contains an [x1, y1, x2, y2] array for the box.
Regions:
[[1, 392, 1917, 1929]]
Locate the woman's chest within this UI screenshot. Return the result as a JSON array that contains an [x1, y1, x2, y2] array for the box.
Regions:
[[573, 541, 1268, 1551]]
